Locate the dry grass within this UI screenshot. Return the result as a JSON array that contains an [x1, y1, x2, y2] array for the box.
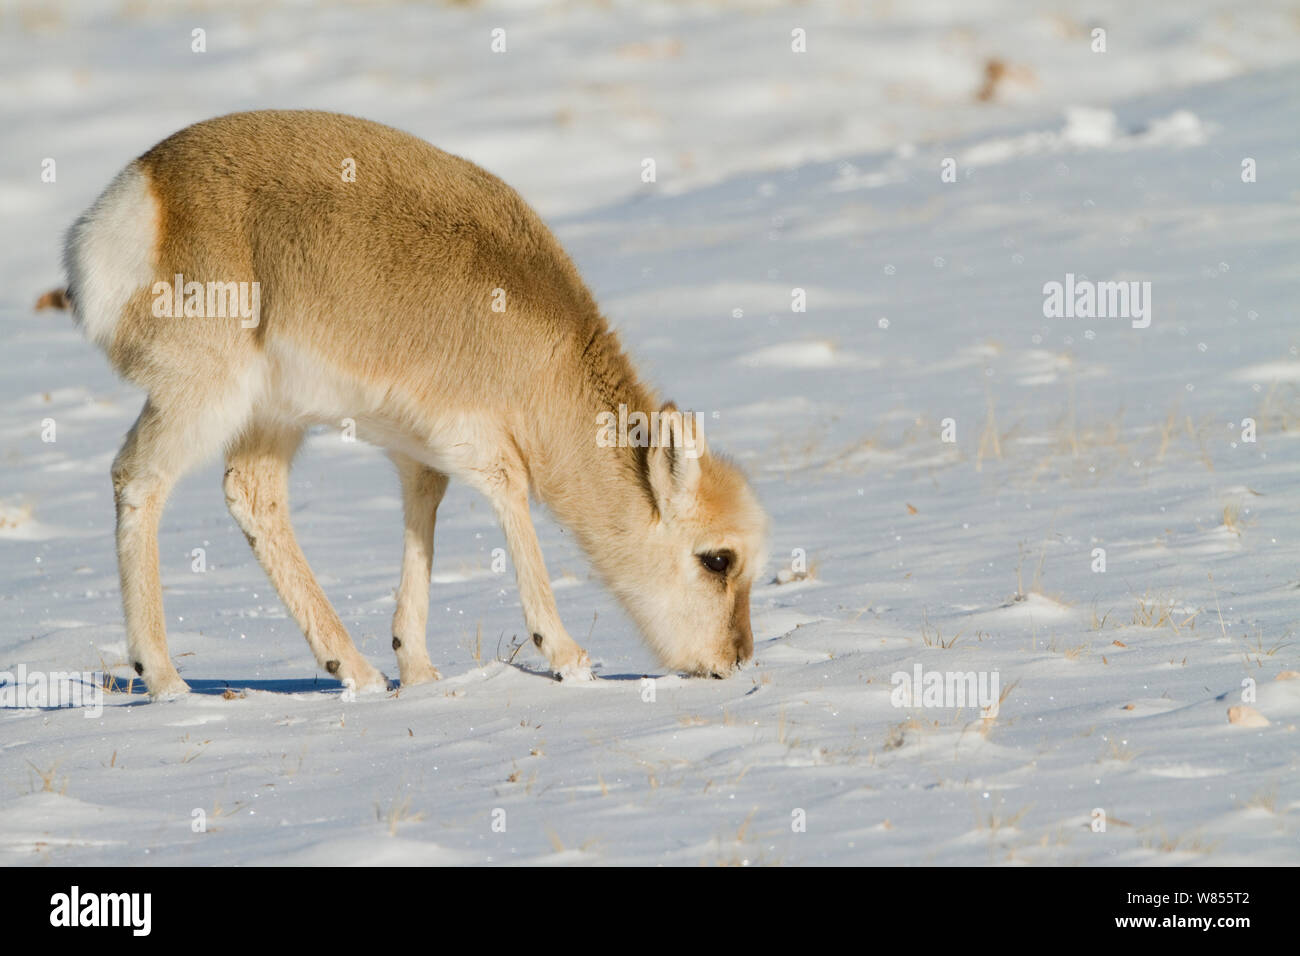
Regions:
[[765, 383, 1265, 493], [0, 501, 34, 531], [1130, 592, 1199, 633], [92, 651, 137, 695], [974, 797, 1032, 834], [1240, 788, 1278, 814], [461, 621, 484, 665], [1098, 737, 1139, 763], [26, 761, 67, 795], [1254, 381, 1300, 434], [977, 678, 1018, 737], [975, 389, 1003, 471], [1221, 503, 1244, 535], [1240, 627, 1290, 668], [883, 715, 939, 750], [920, 609, 962, 649], [376, 793, 424, 836], [1089, 605, 1117, 631], [496, 631, 527, 666], [1048, 638, 1089, 660], [193, 797, 250, 833], [1140, 827, 1220, 855], [709, 848, 780, 867], [1009, 538, 1051, 603], [1155, 408, 1178, 462], [702, 808, 780, 866]]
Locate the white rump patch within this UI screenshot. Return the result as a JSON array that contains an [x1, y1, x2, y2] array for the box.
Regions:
[[63, 162, 158, 352]]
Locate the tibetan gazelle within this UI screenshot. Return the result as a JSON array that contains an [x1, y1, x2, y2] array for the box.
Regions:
[[63, 110, 768, 697]]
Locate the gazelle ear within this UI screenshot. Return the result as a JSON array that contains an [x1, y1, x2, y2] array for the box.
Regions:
[[646, 402, 706, 519]]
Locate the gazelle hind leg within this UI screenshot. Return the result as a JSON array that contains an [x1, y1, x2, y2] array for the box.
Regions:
[[114, 395, 252, 698], [223, 422, 387, 693], [389, 453, 449, 686]]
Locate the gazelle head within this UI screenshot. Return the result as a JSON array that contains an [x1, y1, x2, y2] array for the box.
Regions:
[[607, 405, 769, 677]]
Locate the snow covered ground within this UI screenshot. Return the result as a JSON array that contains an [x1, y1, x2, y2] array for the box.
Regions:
[[2, 0, 1299, 865]]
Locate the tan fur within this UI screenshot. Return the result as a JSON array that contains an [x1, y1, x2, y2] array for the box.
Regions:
[[64, 110, 769, 696]]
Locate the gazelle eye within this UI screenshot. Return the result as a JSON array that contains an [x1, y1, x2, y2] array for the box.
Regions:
[[699, 552, 731, 575]]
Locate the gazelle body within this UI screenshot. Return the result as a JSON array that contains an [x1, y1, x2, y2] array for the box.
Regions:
[[63, 110, 767, 697]]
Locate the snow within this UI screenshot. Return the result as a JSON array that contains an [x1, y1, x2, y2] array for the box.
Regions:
[[2, 0, 1299, 865]]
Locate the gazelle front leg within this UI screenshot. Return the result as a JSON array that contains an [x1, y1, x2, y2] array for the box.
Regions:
[[389, 453, 448, 686], [476, 466, 592, 680]]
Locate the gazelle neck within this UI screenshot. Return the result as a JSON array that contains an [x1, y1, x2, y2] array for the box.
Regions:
[[525, 324, 661, 576]]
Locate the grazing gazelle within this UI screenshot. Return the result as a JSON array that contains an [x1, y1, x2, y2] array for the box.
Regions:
[[61, 110, 768, 697]]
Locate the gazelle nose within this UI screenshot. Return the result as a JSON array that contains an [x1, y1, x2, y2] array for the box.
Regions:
[[730, 584, 754, 664], [732, 629, 753, 665]]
